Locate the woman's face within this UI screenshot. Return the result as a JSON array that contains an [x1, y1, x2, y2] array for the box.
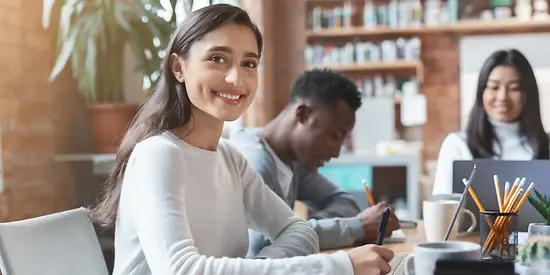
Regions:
[[482, 65, 524, 122], [172, 23, 259, 122]]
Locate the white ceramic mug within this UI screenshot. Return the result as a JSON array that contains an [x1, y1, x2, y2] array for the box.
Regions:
[[405, 241, 481, 275], [423, 200, 477, 242], [432, 193, 476, 232]]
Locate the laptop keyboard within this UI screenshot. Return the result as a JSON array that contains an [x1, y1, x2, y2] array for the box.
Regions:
[[389, 253, 409, 275]]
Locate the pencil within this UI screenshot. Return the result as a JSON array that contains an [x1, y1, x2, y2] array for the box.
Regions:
[[462, 178, 503, 247], [362, 179, 376, 206], [494, 175, 503, 212], [483, 180, 523, 251], [504, 181, 510, 201], [483, 188, 523, 252], [484, 184, 531, 253], [506, 177, 521, 202], [503, 178, 524, 209]]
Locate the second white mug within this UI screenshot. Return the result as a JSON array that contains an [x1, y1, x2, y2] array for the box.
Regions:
[[423, 200, 477, 242]]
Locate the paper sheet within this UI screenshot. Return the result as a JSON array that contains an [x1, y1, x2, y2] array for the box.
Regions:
[[400, 94, 427, 127], [384, 229, 407, 244]]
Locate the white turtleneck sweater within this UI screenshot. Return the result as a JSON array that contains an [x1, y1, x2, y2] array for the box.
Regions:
[[432, 119, 535, 195]]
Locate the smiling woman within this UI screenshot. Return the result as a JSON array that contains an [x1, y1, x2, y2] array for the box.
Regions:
[[88, 3, 394, 275], [433, 49, 550, 196]]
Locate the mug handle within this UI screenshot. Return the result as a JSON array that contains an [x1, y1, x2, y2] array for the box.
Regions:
[[457, 209, 477, 236], [404, 253, 415, 275]]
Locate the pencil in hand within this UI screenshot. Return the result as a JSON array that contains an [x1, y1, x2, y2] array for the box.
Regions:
[[362, 179, 376, 206]]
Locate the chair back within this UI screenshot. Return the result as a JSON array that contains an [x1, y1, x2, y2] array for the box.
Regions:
[[0, 207, 109, 275]]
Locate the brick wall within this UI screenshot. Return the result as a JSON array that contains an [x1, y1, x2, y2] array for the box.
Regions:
[[242, 0, 307, 126], [0, 0, 90, 221], [421, 33, 461, 162]]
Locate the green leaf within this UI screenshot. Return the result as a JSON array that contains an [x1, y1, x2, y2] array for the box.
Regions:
[[529, 195, 550, 220], [140, 0, 164, 10], [46, 0, 174, 101], [48, 27, 79, 81], [114, 3, 133, 32], [42, 0, 58, 28], [535, 188, 546, 202]]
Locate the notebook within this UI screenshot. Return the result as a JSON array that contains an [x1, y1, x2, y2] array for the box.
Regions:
[[385, 229, 407, 244]]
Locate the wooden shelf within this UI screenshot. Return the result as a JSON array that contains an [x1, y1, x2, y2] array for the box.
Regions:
[[306, 20, 550, 38], [307, 61, 421, 73]]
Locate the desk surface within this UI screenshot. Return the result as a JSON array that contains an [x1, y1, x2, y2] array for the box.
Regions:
[[321, 221, 480, 254]]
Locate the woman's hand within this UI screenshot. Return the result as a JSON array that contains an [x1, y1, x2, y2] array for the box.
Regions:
[[347, 244, 394, 275]]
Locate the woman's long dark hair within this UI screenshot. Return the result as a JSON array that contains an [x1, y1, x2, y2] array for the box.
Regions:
[[90, 4, 263, 229], [466, 49, 549, 159]]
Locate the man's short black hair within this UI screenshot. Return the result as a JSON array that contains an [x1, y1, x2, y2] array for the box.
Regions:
[[289, 69, 362, 110]]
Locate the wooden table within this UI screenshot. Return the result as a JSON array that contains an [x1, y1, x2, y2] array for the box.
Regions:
[[322, 221, 480, 254]]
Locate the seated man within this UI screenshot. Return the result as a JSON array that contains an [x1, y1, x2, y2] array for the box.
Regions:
[[228, 69, 400, 256]]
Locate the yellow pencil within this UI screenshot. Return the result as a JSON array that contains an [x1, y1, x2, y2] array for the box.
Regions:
[[494, 175, 503, 212], [362, 179, 376, 206], [504, 181, 510, 201], [462, 178, 503, 248]]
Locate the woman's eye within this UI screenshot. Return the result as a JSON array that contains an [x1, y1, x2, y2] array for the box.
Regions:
[[242, 61, 257, 69], [210, 56, 226, 63]]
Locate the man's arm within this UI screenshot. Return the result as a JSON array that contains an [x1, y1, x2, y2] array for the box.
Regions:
[[234, 141, 365, 251], [297, 170, 366, 249], [297, 171, 361, 218]]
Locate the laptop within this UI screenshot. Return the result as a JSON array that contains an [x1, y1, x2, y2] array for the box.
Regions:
[[452, 160, 550, 232]]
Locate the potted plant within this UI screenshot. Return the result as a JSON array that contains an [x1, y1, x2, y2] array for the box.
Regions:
[[516, 238, 550, 274], [527, 188, 550, 238], [42, 0, 177, 153]]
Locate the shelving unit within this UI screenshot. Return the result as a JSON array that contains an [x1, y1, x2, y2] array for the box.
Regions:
[[308, 60, 421, 72], [302, 0, 550, 140], [306, 20, 550, 38]]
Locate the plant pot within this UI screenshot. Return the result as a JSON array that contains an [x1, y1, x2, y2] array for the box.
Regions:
[[515, 260, 550, 275], [88, 103, 139, 154], [528, 223, 550, 240]]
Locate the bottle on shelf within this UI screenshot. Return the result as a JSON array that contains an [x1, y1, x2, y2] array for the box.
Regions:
[[311, 7, 323, 30], [388, 0, 399, 28], [397, 0, 410, 28], [363, 0, 377, 28], [533, 0, 550, 20], [447, 0, 459, 22], [424, 0, 441, 26], [343, 2, 354, 27], [515, 0, 533, 21], [411, 0, 423, 27], [377, 4, 389, 27]]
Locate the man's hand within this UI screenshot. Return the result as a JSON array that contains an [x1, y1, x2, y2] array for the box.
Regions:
[[356, 202, 401, 242]]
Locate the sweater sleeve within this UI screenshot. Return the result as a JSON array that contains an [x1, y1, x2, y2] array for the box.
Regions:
[[127, 139, 355, 275], [432, 133, 470, 195]]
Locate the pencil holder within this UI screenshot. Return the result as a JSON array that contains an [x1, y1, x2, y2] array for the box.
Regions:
[[480, 210, 519, 261]]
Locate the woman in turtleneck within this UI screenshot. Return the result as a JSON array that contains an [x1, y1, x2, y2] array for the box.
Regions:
[[432, 49, 549, 195]]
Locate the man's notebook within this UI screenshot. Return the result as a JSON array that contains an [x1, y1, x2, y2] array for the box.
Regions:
[[384, 229, 407, 244]]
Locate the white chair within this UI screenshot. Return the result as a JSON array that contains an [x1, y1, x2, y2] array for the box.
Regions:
[[0, 207, 109, 275]]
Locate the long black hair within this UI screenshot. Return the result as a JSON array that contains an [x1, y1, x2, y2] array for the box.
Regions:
[[89, 4, 263, 229], [466, 49, 549, 159]]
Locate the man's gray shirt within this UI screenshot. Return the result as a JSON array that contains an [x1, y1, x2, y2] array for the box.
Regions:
[[227, 128, 365, 256]]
